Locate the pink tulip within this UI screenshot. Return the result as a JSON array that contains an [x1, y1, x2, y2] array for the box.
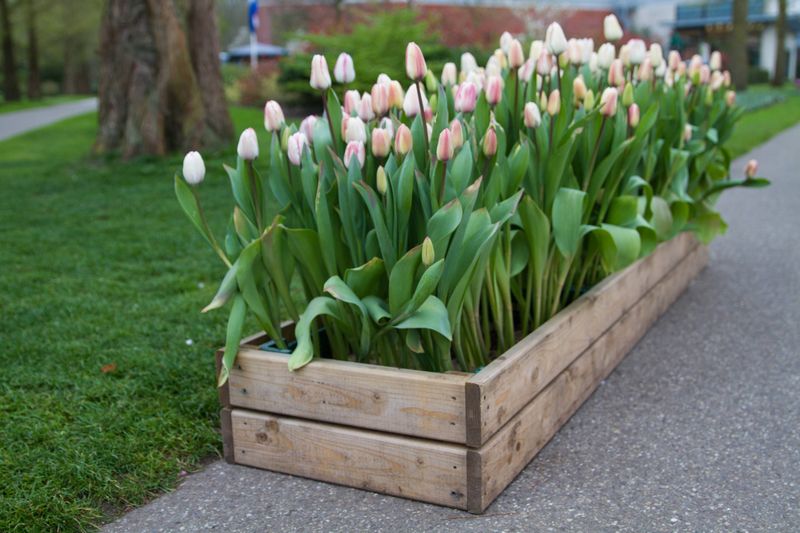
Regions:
[[287, 132, 308, 166], [403, 84, 428, 117], [388, 80, 405, 109], [343, 116, 366, 143], [309, 54, 331, 90], [455, 81, 478, 113], [745, 159, 758, 178], [608, 59, 625, 87], [600, 87, 618, 117], [263, 100, 285, 132], [627, 103, 640, 128], [436, 128, 454, 161], [333, 52, 355, 84], [668, 50, 682, 71], [405, 42, 427, 81], [299, 115, 317, 143], [343, 90, 360, 116], [344, 141, 365, 169], [357, 93, 375, 121], [237, 128, 259, 160], [508, 39, 525, 69], [371, 128, 392, 158], [371, 83, 389, 116], [449, 119, 464, 149], [394, 124, 413, 155], [482, 127, 497, 157], [524, 102, 541, 128], [485, 75, 503, 106]]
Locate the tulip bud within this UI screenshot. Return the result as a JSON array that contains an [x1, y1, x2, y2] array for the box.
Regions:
[[699, 65, 711, 85], [344, 116, 367, 143], [371, 128, 392, 158], [683, 124, 693, 142], [519, 59, 535, 82], [677, 61, 687, 78], [376, 166, 388, 195], [482, 127, 497, 157], [528, 41, 543, 64], [584, 89, 595, 110], [628, 39, 646, 65], [723, 70, 732, 87], [589, 52, 599, 73], [597, 43, 615, 69], [655, 61, 667, 78], [371, 83, 389, 116], [388, 80, 405, 109], [485, 75, 503, 106], [499, 31, 513, 54], [310, 54, 332, 90], [627, 103, 640, 128], [300, 115, 317, 143], [344, 140, 365, 169], [449, 119, 464, 149], [508, 39, 525, 69], [461, 52, 478, 75], [424, 69, 438, 93], [744, 159, 758, 179], [263, 100, 285, 132], [524, 102, 541, 128], [421, 236, 435, 266], [668, 50, 681, 71], [608, 59, 625, 87], [333, 52, 355, 84], [649, 43, 663, 68], [567, 39, 582, 65], [539, 91, 548, 112], [638, 57, 653, 81], [380, 116, 394, 136], [493, 48, 508, 70], [579, 38, 594, 64], [604, 14, 624, 42], [403, 84, 428, 117], [377, 73, 392, 85], [558, 52, 570, 69], [600, 87, 618, 116], [280, 127, 290, 151], [358, 93, 375, 121], [622, 82, 634, 107], [454, 81, 478, 113], [709, 50, 722, 71], [344, 90, 360, 116], [237, 128, 259, 160], [619, 44, 631, 67], [545, 22, 568, 55], [436, 128, 454, 162], [547, 90, 561, 116], [725, 90, 736, 107], [689, 54, 702, 82], [536, 51, 552, 76], [394, 124, 412, 155], [573, 76, 587, 101], [287, 132, 308, 166], [486, 55, 501, 78], [182, 151, 205, 185], [710, 71, 724, 91], [440, 62, 457, 86], [405, 42, 427, 81]]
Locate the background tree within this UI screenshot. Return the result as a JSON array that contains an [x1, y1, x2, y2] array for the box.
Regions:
[[729, 0, 749, 90], [0, 0, 20, 101], [25, 0, 39, 99], [95, 0, 233, 158], [772, 0, 787, 86]]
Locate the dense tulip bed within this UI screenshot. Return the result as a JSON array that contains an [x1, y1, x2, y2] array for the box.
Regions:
[[176, 17, 768, 384]]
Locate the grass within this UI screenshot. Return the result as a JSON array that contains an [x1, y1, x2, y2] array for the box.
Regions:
[[0, 91, 798, 531], [0, 94, 92, 114]]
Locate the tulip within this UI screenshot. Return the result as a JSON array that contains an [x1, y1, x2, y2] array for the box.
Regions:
[[524, 102, 541, 128], [455, 81, 478, 113], [310, 54, 332, 90], [485, 75, 503, 106], [558, 52, 570, 69], [699, 65, 711, 85], [344, 116, 367, 143], [579, 38, 594, 64], [619, 44, 631, 67], [482, 127, 497, 157], [182, 151, 205, 185], [508, 39, 525, 68], [745, 159, 758, 178], [597, 43, 615, 69], [709, 50, 722, 71], [677, 61, 687, 78], [649, 43, 663, 68], [424, 69, 438, 93], [589, 52, 599, 73], [600, 87, 618, 116], [547, 89, 561, 116], [371, 83, 389, 116], [287, 132, 308, 166], [567, 39, 582, 65], [683, 124, 693, 142], [388, 80, 405, 109], [237, 128, 259, 160], [406, 42, 427, 81], [333, 52, 355, 84], [379, 116, 394, 137], [493, 48, 508, 69], [710, 71, 724, 91], [499, 31, 513, 55], [573, 76, 587, 101], [627, 103, 640, 128], [466, 69, 486, 91], [536, 51, 552, 76], [263, 100, 285, 133], [486, 56, 501, 78], [344, 141, 365, 169], [604, 14, 624, 41], [358, 93, 375, 121], [545, 22, 567, 55], [608, 58, 625, 87], [665, 70, 675, 87], [529, 40, 544, 62], [668, 50, 681, 71], [421, 236, 435, 266], [539, 91, 548, 112], [723, 70, 732, 87], [689, 54, 702, 80], [344, 90, 361, 116], [394, 124, 412, 155], [403, 84, 428, 117], [584, 89, 595, 110], [655, 60, 667, 78], [638, 58, 653, 81], [622, 82, 634, 106], [449, 119, 464, 149], [461, 52, 478, 75], [300, 115, 317, 143], [725, 90, 736, 107], [280, 127, 290, 151], [441, 62, 457, 86], [377, 73, 392, 85], [628, 39, 646, 65], [436, 128, 454, 161], [374, 166, 388, 196], [371, 128, 392, 158], [519, 59, 535, 82]]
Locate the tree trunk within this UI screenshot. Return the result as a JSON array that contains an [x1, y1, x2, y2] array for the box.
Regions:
[[0, 0, 21, 101], [26, 0, 40, 100], [95, 0, 233, 158], [772, 0, 787, 86], [729, 0, 749, 90]]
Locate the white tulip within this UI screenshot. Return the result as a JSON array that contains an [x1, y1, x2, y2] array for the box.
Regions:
[[237, 128, 259, 160], [545, 22, 567, 55], [333, 52, 356, 84], [182, 151, 205, 185], [604, 14, 623, 42]]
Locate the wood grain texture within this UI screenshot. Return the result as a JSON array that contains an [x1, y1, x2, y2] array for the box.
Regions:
[[231, 408, 469, 509], [228, 350, 468, 442], [466, 245, 708, 512], [220, 407, 234, 464], [465, 232, 699, 447]]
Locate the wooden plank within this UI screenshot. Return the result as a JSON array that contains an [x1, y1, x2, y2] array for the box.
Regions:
[[230, 408, 470, 509], [228, 350, 469, 443], [465, 232, 698, 447], [466, 245, 708, 512], [220, 408, 234, 464]]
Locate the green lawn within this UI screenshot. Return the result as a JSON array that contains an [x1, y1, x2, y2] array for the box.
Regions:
[[0, 94, 92, 114], [0, 94, 798, 531]]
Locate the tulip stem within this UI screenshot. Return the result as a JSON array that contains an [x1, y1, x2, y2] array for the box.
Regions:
[[415, 81, 430, 154], [584, 116, 607, 191], [323, 90, 338, 151], [191, 187, 231, 268]]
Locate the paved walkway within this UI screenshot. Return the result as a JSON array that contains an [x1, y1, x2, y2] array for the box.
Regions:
[[106, 125, 800, 532], [0, 98, 97, 141]]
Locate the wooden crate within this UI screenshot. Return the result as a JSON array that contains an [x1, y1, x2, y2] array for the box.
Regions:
[[218, 233, 708, 513]]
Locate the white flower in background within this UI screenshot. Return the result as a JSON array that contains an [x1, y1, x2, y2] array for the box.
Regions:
[[508, 39, 525, 68], [649, 43, 663, 68], [710, 50, 722, 71], [405, 42, 427, 81], [628, 39, 646, 65], [309, 54, 331, 90], [597, 43, 615, 69], [263, 100, 285, 132], [579, 38, 594, 64], [182, 151, 205, 185], [403, 84, 429, 117], [379, 116, 394, 137], [343, 89, 360, 116], [545, 22, 567, 55], [499, 31, 513, 55], [529, 40, 544, 62], [460, 52, 478, 76], [237, 128, 259, 160], [333, 52, 356, 83], [371, 83, 389, 116], [604, 14, 624, 41], [441, 62, 457, 85], [524, 102, 541, 128], [486, 55, 502, 77]]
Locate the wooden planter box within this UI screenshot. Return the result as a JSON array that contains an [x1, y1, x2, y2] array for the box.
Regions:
[[217, 232, 708, 513]]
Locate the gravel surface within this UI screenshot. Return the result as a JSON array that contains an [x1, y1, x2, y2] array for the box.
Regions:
[[0, 98, 97, 141], [105, 124, 800, 532]]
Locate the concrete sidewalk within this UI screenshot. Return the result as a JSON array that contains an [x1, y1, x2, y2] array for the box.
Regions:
[[0, 98, 97, 142], [106, 125, 800, 532]]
